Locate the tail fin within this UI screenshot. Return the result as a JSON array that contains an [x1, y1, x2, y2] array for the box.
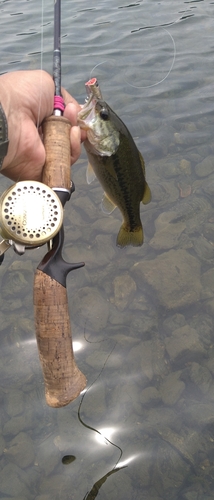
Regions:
[[116, 224, 143, 248]]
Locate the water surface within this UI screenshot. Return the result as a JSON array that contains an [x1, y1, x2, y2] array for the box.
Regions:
[[0, 1, 214, 499]]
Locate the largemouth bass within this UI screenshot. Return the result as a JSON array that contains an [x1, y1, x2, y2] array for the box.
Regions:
[[78, 80, 151, 247]]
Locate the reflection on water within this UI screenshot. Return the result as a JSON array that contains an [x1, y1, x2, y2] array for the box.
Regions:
[[1, 0, 214, 499]]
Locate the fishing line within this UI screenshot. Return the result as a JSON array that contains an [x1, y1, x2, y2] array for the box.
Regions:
[[78, 341, 123, 467], [125, 26, 176, 90], [37, 0, 44, 130], [90, 60, 108, 78], [83, 319, 107, 343]]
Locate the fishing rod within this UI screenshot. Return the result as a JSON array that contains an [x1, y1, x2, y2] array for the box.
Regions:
[[33, 0, 87, 407], [0, 0, 86, 407]]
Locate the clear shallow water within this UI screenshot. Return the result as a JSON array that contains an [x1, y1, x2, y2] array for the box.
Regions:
[[1, 0, 214, 499]]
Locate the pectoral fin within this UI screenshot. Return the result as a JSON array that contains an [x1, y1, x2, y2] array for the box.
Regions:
[[86, 162, 96, 184], [101, 193, 117, 214], [142, 182, 151, 205]]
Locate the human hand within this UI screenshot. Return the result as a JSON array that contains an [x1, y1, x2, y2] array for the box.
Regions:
[[0, 70, 86, 182]]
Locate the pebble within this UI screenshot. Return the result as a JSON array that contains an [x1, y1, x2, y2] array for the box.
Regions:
[[180, 158, 192, 174]]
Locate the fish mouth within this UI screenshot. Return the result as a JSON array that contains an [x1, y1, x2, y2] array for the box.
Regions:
[[77, 95, 96, 129]]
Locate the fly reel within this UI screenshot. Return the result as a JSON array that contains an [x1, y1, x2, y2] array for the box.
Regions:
[[0, 180, 63, 257]]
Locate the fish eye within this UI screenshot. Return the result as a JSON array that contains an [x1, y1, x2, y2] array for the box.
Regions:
[[100, 108, 109, 121]]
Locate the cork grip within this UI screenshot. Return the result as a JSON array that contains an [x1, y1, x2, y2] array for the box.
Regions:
[[42, 115, 71, 189], [34, 270, 86, 407], [33, 116, 86, 407]]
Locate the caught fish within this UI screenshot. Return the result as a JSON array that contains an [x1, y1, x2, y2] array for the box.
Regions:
[[78, 79, 151, 247]]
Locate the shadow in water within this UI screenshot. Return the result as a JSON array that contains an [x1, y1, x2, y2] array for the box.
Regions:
[[83, 466, 127, 500]]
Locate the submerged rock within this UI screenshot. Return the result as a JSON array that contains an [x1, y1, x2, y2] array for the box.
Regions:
[[195, 155, 214, 177], [71, 286, 109, 332], [160, 370, 185, 405], [111, 273, 136, 310], [132, 249, 201, 310], [164, 325, 206, 365], [129, 338, 168, 381], [0, 464, 31, 497], [6, 389, 24, 418], [149, 211, 186, 250], [4, 432, 35, 468]]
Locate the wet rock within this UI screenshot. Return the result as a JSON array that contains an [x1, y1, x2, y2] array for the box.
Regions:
[[149, 211, 186, 250], [195, 155, 214, 177], [1, 270, 29, 299], [66, 234, 116, 269], [0, 463, 31, 497], [35, 437, 59, 475], [180, 158, 191, 174], [203, 298, 214, 316], [171, 194, 211, 226], [201, 268, 214, 299], [160, 371, 185, 405], [72, 195, 98, 220], [174, 132, 185, 145], [0, 497, 29, 500], [152, 180, 179, 205], [127, 443, 152, 488], [159, 158, 180, 177], [129, 312, 158, 339], [4, 431, 35, 468], [129, 339, 168, 381], [109, 306, 132, 328], [3, 411, 34, 436], [110, 381, 142, 418], [111, 273, 136, 310], [6, 389, 24, 417], [165, 325, 206, 365], [193, 234, 214, 261], [132, 249, 201, 310], [156, 428, 199, 467], [140, 386, 161, 405], [189, 362, 213, 394], [35, 496, 52, 500], [39, 474, 73, 498], [71, 286, 109, 332], [163, 313, 186, 334], [183, 403, 214, 427], [144, 407, 181, 434], [0, 434, 5, 456], [152, 439, 191, 498]]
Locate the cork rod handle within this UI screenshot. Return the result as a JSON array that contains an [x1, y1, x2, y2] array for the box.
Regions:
[[33, 116, 86, 408]]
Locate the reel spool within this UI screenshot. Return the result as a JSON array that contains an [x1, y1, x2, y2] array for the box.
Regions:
[[0, 181, 63, 253]]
